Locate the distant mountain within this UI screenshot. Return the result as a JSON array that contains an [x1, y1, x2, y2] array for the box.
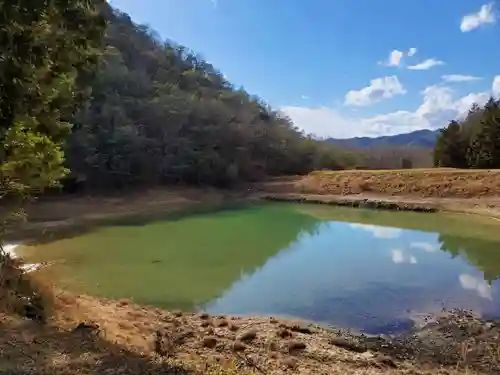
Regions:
[[326, 129, 439, 149]]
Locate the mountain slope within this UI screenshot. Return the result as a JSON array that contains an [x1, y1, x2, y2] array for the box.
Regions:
[[327, 129, 439, 149]]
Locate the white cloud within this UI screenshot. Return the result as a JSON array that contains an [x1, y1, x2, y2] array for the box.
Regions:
[[459, 274, 492, 300], [460, 3, 497, 32], [391, 249, 418, 264], [386, 50, 404, 67], [281, 106, 356, 138], [349, 224, 402, 239], [410, 242, 438, 252], [493, 76, 500, 96], [344, 76, 406, 106], [391, 249, 405, 264], [408, 58, 445, 71], [282, 77, 500, 139], [442, 74, 483, 83], [301, 95, 309, 100], [381, 48, 417, 67], [454, 91, 491, 115]]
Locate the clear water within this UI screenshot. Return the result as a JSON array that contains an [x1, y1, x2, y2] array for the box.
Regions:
[[21, 203, 500, 334]]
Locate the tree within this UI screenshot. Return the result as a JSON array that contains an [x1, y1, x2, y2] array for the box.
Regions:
[[433, 120, 467, 168], [66, 7, 356, 190], [0, 0, 106, 320], [401, 158, 413, 169], [467, 98, 500, 168], [0, 0, 106, 199]]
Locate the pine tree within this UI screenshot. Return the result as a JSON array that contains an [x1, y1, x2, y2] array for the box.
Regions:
[[467, 98, 500, 168], [433, 120, 467, 167]]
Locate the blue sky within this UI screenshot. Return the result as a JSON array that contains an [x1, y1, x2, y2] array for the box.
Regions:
[[109, 0, 500, 138]]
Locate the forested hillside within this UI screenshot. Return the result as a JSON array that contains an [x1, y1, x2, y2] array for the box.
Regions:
[[434, 99, 500, 168], [327, 129, 438, 149], [326, 130, 436, 169], [64, 5, 356, 189]]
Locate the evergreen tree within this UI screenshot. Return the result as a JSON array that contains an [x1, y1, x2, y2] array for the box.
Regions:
[[468, 98, 500, 168], [433, 120, 467, 167]]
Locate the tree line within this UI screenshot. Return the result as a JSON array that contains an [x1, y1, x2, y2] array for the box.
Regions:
[[434, 98, 500, 168], [63, 5, 359, 190], [2, 1, 359, 199]]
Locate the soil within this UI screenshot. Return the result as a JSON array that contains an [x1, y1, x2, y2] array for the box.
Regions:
[[295, 169, 500, 198], [255, 171, 500, 218], [1, 292, 495, 375]]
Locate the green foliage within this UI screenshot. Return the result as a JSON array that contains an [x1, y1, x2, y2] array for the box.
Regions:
[[433, 120, 467, 168], [65, 7, 354, 189], [0, 0, 105, 320], [0, 0, 106, 198], [434, 97, 500, 168]]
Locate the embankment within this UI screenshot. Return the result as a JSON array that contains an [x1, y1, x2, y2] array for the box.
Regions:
[[1, 291, 497, 375], [5, 187, 253, 241], [256, 169, 500, 217]]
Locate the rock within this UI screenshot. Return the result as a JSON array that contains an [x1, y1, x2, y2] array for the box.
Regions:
[[200, 320, 212, 327], [173, 310, 183, 317], [232, 341, 247, 352], [73, 322, 100, 333], [202, 336, 218, 348], [269, 351, 280, 359], [328, 337, 366, 353], [286, 340, 306, 351], [174, 329, 194, 345], [266, 339, 279, 351], [237, 329, 257, 342], [229, 323, 240, 332], [277, 328, 293, 338], [281, 357, 298, 369], [290, 324, 313, 334], [216, 319, 228, 327], [199, 312, 210, 320]]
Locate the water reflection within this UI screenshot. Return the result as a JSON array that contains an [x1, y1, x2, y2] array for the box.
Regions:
[[25, 202, 500, 334], [205, 206, 500, 334]]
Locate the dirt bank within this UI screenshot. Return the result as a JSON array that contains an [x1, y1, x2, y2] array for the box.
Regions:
[[1, 291, 495, 375], [255, 170, 500, 218], [298, 169, 500, 198], [5, 187, 254, 241]]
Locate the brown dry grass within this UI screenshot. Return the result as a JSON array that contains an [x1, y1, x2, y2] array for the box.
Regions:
[[291, 169, 500, 198], [0, 290, 474, 375], [0, 252, 55, 322]]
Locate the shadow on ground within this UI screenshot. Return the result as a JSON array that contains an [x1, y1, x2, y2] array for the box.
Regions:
[[0, 316, 197, 375]]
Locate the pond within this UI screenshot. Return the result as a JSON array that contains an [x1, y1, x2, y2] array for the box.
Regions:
[[19, 203, 500, 334]]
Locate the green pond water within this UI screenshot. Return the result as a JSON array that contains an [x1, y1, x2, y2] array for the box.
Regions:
[[21, 203, 500, 334]]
